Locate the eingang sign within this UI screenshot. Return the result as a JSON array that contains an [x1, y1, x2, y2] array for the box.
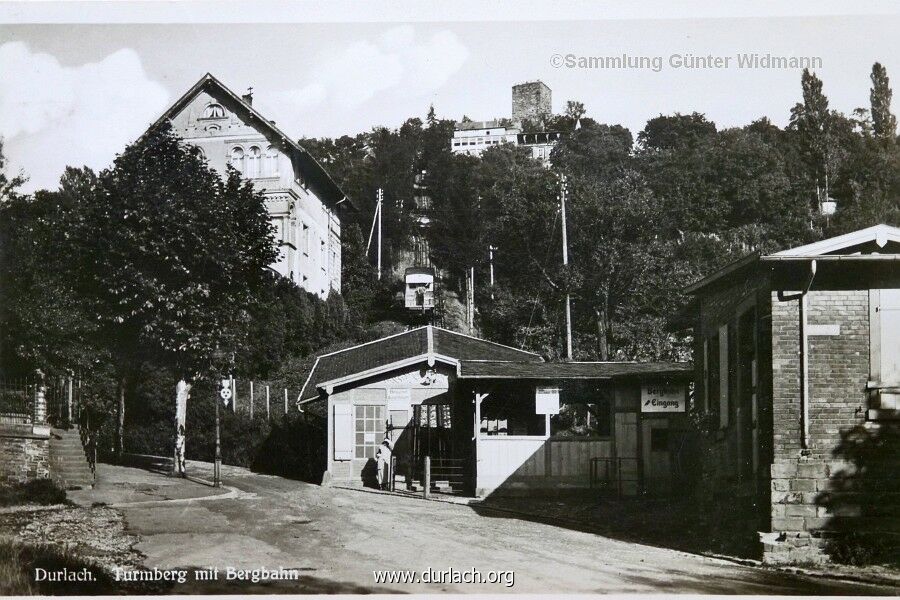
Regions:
[[641, 383, 686, 413]]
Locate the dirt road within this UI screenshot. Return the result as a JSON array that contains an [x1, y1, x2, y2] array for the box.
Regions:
[[68, 462, 898, 594]]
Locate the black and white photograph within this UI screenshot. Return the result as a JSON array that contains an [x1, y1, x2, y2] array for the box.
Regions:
[[0, 1, 898, 596]]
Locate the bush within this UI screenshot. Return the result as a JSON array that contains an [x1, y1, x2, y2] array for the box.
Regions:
[[251, 412, 326, 483], [0, 479, 66, 507]]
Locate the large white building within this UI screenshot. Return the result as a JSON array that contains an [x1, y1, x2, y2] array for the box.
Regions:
[[150, 73, 353, 297], [450, 81, 561, 165]]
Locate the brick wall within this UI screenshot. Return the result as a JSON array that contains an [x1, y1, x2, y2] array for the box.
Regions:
[[693, 273, 772, 486], [0, 427, 51, 485], [766, 289, 872, 563]]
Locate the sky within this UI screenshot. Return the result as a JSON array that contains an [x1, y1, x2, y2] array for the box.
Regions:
[[1, 1, 899, 192]]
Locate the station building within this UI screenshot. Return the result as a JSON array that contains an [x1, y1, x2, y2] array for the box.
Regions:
[[685, 224, 900, 563], [298, 326, 692, 497]]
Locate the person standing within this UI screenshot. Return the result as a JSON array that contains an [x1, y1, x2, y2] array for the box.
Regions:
[[175, 424, 186, 477], [375, 437, 393, 490]]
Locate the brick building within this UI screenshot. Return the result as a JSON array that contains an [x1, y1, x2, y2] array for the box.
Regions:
[[685, 224, 900, 563]]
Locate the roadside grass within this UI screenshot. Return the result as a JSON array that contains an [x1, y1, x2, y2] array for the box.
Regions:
[[0, 538, 121, 595], [0, 479, 67, 507]]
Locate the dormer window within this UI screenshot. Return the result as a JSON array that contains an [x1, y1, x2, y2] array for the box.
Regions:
[[202, 103, 226, 119]]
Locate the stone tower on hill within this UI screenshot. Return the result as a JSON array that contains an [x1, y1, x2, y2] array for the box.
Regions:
[[512, 81, 552, 125]]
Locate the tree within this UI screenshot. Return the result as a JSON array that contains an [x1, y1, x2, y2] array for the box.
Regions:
[[870, 62, 897, 143], [0, 152, 99, 381], [68, 123, 277, 460]]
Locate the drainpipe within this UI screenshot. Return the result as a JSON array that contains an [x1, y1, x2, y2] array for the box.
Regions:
[[776, 259, 817, 454]]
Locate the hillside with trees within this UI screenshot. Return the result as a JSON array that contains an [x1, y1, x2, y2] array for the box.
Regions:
[[0, 64, 896, 469], [307, 64, 899, 361]]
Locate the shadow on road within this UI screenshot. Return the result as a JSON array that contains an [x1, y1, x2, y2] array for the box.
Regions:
[[471, 492, 761, 559]]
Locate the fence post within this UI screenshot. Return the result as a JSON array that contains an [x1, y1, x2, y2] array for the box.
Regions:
[[284, 389, 288, 414], [66, 376, 73, 426], [34, 374, 47, 425], [250, 381, 254, 419], [266, 386, 270, 420], [424, 455, 431, 499]]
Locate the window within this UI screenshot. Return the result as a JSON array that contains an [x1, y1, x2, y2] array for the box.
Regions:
[[301, 223, 310, 255], [202, 103, 226, 119], [706, 333, 720, 420], [230, 146, 244, 173], [550, 387, 612, 437], [246, 146, 261, 178], [480, 388, 546, 436], [265, 146, 279, 176], [718, 324, 730, 428], [870, 289, 900, 413], [354, 405, 386, 459], [273, 218, 284, 242]]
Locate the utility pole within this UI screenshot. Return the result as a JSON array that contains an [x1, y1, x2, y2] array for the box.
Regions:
[[468, 266, 475, 331], [377, 188, 383, 280], [366, 188, 384, 280], [560, 174, 573, 360], [488, 245, 496, 300]]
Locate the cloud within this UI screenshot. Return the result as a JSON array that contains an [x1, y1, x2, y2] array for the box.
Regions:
[[267, 26, 468, 127], [0, 42, 169, 192]]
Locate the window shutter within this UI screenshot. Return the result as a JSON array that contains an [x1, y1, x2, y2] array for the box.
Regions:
[[333, 403, 353, 460], [702, 338, 709, 413], [879, 289, 900, 384], [718, 325, 729, 428]]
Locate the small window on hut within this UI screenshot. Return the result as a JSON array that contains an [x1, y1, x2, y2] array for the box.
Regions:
[[354, 405, 385, 459]]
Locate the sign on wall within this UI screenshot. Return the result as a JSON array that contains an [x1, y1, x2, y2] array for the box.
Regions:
[[387, 388, 411, 410], [641, 383, 686, 413], [535, 387, 560, 414]]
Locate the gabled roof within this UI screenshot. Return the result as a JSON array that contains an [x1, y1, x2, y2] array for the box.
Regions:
[[685, 224, 900, 295], [458, 360, 693, 380], [766, 224, 900, 258], [298, 326, 542, 402], [149, 73, 355, 211]]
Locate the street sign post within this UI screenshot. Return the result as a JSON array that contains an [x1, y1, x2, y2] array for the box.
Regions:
[[215, 378, 232, 487]]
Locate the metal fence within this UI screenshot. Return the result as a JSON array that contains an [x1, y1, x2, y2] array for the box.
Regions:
[[0, 380, 36, 424]]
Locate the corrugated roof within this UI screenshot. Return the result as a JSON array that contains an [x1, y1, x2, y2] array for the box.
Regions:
[[458, 360, 693, 380], [299, 327, 542, 401]]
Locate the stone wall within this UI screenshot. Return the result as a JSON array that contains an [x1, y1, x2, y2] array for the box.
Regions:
[[0, 426, 51, 485], [765, 289, 872, 563]]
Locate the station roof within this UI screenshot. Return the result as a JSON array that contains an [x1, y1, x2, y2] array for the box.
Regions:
[[457, 360, 692, 380], [298, 326, 542, 402], [684, 224, 900, 296]]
